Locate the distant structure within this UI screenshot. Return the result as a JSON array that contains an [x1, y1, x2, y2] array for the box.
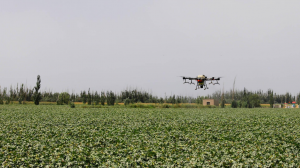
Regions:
[[203, 99, 219, 106], [273, 104, 281, 108]]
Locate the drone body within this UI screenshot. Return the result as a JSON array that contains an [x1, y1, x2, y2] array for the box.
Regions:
[[181, 75, 221, 90]]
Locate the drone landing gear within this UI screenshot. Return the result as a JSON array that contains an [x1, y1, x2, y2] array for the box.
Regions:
[[204, 84, 209, 90], [213, 81, 220, 85], [209, 81, 220, 85], [183, 79, 195, 85], [195, 85, 207, 90]]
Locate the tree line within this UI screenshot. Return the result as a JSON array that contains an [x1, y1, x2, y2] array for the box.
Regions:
[[0, 76, 299, 107]]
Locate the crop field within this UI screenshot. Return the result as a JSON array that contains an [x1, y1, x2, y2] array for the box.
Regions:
[[0, 106, 300, 167]]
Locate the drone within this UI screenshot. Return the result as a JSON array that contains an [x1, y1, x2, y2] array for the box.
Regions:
[[181, 75, 221, 90]]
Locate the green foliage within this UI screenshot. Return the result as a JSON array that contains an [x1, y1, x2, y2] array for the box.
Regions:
[[269, 90, 274, 108], [241, 101, 248, 108], [297, 93, 300, 105], [5, 97, 11, 104], [1, 106, 300, 166], [81, 91, 87, 104], [220, 99, 225, 108], [87, 89, 92, 105], [80, 105, 103, 108], [162, 104, 170, 108], [231, 100, 238, 108], [0, 88, 3, 105], [196, 96, 203, 104], [56, 92, 70, 105], [124, 98, 131, 106], [100, 91, 106, 105], [249, 94, 261, 108], [94, 91, 100, 105], [32, 75, 42, 105], [106, 91, 116, 106], [128, 103, 152, 108], [69, 101, 75, 108], [17, 84, 25, 104]]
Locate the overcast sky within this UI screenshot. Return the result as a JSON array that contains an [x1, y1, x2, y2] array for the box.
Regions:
[[1, 1, 299, 97]]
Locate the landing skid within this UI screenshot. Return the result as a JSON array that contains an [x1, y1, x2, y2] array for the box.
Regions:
[[195, 84, 208, 90], [209, 81, 220, 85]]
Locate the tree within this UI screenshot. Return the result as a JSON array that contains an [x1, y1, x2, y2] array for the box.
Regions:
[[87, 88, 92, 105], [269, 90, 274, 108], [221, 85, 225, 108], [33, 75, 42, 105], [18, 84, 25, 104], [231, 77, 238, 108], [0, 86, 3, 105], [249, 94, 261, 108], [94, 91, 100, 105], [57, 92, 70, 105], [231, 100, 238, 108], [106, 91, 116, 106], [81, 91, 87, 104], [100, 91, 106, 105], [297, 93, 300, 105]]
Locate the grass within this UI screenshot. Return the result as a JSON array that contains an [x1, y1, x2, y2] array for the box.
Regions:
[[0, 105, 300, 167]]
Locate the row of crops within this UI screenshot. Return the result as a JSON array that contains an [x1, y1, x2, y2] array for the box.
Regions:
[[0, 105, 300, 167]]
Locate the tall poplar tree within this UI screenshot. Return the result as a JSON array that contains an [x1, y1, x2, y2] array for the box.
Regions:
[[33, 75, 42, 105], [269, 90, 274, 108]]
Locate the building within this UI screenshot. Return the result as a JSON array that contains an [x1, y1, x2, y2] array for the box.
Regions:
[[203, 99, 219, 106]]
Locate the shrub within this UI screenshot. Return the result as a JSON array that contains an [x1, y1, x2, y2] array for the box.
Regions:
[[69, 101, 75, 108], [57, 92, 70, 105], [5, 97, 11, 105], [242, 101, 248, 108], [231, 100, 238, 108], [162, 104, 170, 108], [124, 98, 131, 106]]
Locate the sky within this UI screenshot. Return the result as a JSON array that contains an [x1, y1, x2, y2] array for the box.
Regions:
[[1, 1, 300, 97]]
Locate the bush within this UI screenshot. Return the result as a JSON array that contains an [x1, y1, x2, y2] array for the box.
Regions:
[[5, 97, 11, 105], [242, 101, 248, 108], [69, 101, 75, 108], [249, 94, 261, 108], [162, 104, 170, 108], [124, 98, 131, 106], [231, 100, 238, 108], [57, 92, 70, 105]]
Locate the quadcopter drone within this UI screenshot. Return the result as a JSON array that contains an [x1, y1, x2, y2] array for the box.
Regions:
[[181, 75, 221, 90]]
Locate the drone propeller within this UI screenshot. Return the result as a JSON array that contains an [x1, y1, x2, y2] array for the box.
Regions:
[[213, 77, 223, 80]]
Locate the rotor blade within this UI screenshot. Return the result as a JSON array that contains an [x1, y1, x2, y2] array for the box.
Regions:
[[179, 76, 197, 80]]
